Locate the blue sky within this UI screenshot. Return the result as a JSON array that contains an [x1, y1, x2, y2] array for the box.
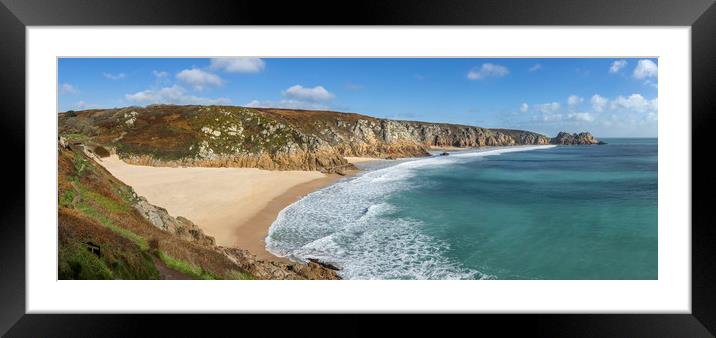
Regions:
[[58, 58, 658, 137]]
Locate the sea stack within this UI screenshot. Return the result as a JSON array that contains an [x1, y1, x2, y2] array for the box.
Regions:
[[550, 131, 602, 145]]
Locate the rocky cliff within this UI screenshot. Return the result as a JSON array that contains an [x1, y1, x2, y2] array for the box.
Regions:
[[550, 131, 602, 145], [59, 105, 553, 171]]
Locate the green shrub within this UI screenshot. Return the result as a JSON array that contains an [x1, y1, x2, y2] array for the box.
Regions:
[[158, 252, 218, 280], [73, 153, 89, 175], [59, 190, 75, 208], [229, 270, 255, 280], [76, 202, 148, 250], [58, 242, 113, 280], [83, 190, 129, 213]]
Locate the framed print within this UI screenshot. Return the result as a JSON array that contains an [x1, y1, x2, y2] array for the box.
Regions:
[[2, 0, 715, 336]]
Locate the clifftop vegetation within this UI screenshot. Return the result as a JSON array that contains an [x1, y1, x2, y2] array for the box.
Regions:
[[58, 105, 554, 171]]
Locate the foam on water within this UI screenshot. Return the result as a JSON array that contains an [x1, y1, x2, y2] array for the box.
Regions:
[[265, 145, 554, 279]]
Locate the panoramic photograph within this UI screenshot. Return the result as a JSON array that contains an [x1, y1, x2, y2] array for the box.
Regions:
[[57, 57, 658, 280]]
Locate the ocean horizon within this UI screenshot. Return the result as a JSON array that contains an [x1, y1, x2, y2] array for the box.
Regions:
[[266, 138, 658, 280]]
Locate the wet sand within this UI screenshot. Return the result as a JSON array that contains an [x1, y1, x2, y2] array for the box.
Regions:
[[345, 156, 381, 164]]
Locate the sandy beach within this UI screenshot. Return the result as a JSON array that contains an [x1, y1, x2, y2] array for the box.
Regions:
[[429, 146, 466, 151], [97, 155, 342, 261], [345, 156, 380, 164]]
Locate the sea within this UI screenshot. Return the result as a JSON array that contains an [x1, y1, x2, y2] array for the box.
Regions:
[[266, 138, 658, 280]]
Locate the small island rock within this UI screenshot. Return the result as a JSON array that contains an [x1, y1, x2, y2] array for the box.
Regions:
[[550, 131, 601, 145]]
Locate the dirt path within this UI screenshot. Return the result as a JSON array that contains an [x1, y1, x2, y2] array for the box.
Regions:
[[152, 257, 194, 280]]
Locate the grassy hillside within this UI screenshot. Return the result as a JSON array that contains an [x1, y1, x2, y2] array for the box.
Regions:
[[59, 105, 551, 171], [58, 144, 255, 280], [58, 143, 340, 280], [60, 105, 323, 161]]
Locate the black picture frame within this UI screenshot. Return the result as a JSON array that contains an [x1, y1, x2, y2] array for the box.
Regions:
[[1, 0, 715, 336]]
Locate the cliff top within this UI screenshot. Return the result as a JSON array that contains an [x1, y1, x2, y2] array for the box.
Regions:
[[58, 105, 596, 171]]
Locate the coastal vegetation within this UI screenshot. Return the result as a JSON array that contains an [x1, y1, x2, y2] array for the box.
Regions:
[[59, 105, 591, 173], [57, 142, 340, 280]]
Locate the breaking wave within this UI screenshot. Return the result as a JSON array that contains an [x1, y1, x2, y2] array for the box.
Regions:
[[265, 145, 555, 279]]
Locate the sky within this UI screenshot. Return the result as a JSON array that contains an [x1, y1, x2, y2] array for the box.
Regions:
[[58, 58, 658, 137]]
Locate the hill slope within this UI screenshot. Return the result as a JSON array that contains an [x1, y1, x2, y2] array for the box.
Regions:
[[58, 143, 339, 279], [59, 105, 554, 171]]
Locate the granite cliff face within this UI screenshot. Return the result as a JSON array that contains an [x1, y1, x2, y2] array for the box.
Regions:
[[133, 196, 216, 247], [550, 131, 602, 145], [59, 105, 553, 171]]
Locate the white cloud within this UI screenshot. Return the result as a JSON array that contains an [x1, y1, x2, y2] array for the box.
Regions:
[[538, 112, 562, 122], [567, 112, 595, 122], [609, 60, 627, 73], [519, 103, 529, 113], [60, 83, 79, 95], [567, 95, 584, 109], [534, 102, 561, 114], [103, 72, 126, 80], [529, 102, 562, 122], [591, 94, 608, 112], [633, 59, 658, 79], [529, 64, 542, 72], [245, 99, 330, 111], [533, 111, 594, 124], [512, 93, 657, 136], [282, 85, 335, 101], [176, 68, 223, 90], [125, 85, 230, 105], [610, 94, 656, 113], [210, 57, 265, 73], [152, 70, 169, 78], [467, 63, 509, 80]]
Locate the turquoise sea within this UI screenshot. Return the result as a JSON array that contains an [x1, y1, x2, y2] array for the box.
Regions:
[[266, 138, 658, 280]]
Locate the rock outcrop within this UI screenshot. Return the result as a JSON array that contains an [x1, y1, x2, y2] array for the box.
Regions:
[[128, 172, 339, 279], [58, 105, 553, 171], [133, 196, 216, 247], [218, 247, 340, 280], [132, 196, 340, 279], [550, 131, 601, 145]]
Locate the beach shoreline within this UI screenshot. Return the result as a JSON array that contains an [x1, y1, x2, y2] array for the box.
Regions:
[[236, 173, 344, 262], [95, 154, 379, 263]]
